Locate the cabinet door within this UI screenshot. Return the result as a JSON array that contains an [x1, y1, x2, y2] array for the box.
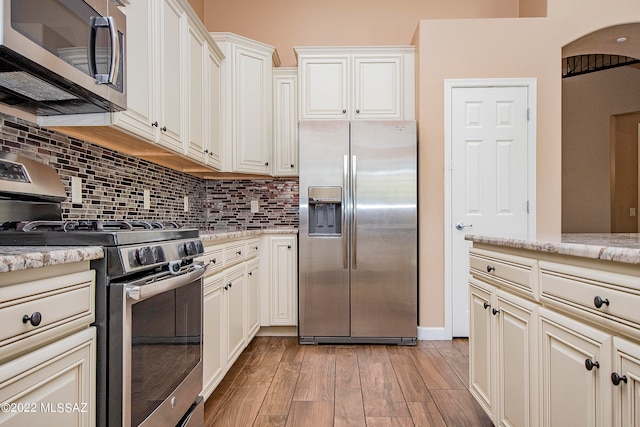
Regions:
[[0, 328, 95, 427], [185, 22, 206, 162], [224, 267, 245, 366], [469, 279, 496, 420], [299, 56, 349, 119], [203, 274, 224, 399], [157, 0, 186, 152], [205, 45, 222, 170], [495, 289, 538, 427], [269, 236, 298, 326], [273, 69, 298, 176], [112, 0, 158, 141], [352, 55, 402, 119], [233, 45, 272, 174], [246, 260, 260, 340], [540, 308, 612, 427], [612, 337, 640, 427]]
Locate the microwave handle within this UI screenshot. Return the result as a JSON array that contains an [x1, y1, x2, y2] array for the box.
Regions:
[[88, 16, 120, 85], [125, 262, 205, 302]]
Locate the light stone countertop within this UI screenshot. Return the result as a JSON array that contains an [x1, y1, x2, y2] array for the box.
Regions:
[[0, 246, 104, 273], [0, 228, 298, 273], [465, 233, 640, 264], [199, 227, 298, 242]]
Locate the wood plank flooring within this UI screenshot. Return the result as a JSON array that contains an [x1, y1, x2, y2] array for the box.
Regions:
[[204, 337, 493, 426]]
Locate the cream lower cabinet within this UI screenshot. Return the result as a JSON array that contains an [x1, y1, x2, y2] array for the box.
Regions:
[[0, 327, 96, 427], [202, 273, 224, 399], [261, 234, 298, 327], [246, 259, 261, 341], [539, 308, 612, 427], [612, 337, 640, 426], [223, 265, 246, 368], [469, 277, 538, 427]]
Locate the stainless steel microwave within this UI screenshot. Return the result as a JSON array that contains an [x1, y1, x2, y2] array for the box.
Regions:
[[0, 0, 126, 116]]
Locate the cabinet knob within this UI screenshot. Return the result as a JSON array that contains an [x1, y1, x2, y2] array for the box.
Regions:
[[584, 359, 600, 371], [249, 271, 253, 276], [210, 258, 217, 265], [236, 250, 242, 255], [290, 164, 295, 168], [161, 126, 167, 132], [486, 265, 495, 273], [483, 302, 490, 310], [152, 121, 158, 127], [342, 109, 347, 114], [22, 312, 43, 327], [492, 308, 500, 316], [205, 149, 209, 153], [593, 296, 610, 309], [355, 109, 360, 114], [265, 161, 269, 166], [287, 245, 292, 249], [611, 372, 628, 386]]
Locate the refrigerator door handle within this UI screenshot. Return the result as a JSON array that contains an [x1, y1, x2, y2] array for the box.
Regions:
[[343, 155, 349, 269], [352, 155, 357, 270]]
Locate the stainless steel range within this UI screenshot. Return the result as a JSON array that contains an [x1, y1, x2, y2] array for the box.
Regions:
[[0, 152, 205, 427]]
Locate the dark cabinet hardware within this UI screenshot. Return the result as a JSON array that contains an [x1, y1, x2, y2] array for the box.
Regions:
[[611, 372, 628, 386], [287, 245, 292, 249], [492, 308, 500, 315], [161, 126, 167, 132], [483, 302, 490, 310], [487, 265, 495, 273], [356, 109, 360, 113], [236, 250, 242, 255], [290, 164, 295, 168], [264, 162, 269, 166], [585, 359, 600, 371], [593, 296, 610, 309], [210, 258, 217, 265], [342, 109, 347, 113], [23, 312, 42, 327], [152, 121, 158, 127]]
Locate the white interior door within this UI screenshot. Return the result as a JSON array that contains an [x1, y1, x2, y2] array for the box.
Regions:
[[450, 84, 532, 337]]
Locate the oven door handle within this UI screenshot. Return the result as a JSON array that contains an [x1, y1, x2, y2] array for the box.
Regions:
[[125, 262, 205, 302]]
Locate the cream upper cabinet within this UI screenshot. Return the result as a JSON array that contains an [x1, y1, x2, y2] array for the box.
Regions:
[[272, 68, 299, 177], [212, 33, 275, 175], [204, 44, 223, 169], [295, 47, 415, 120]]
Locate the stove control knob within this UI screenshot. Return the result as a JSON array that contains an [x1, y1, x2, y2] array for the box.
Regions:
[[135, 246, 154, 266], [152, 246, 165, 263], [184, 241, 198, 257]]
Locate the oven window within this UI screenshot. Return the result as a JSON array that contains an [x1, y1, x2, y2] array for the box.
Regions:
[[130, 281, 202, 427]]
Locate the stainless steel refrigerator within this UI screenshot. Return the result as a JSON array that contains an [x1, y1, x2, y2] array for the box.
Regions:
[[298, 120, 417, 345]]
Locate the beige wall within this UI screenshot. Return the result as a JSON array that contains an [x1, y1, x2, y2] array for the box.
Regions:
[[563, 67, 640, 233], [203, 0, 521, 66], [416, 0, 640, 329], [198, 0, 640, 332], [187, 0, 204, 22]]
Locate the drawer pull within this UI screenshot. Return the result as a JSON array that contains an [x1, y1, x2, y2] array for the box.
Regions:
[[22, 312, 43, 327], [236, 250, 242, 255], [486, 265, 495, 273], [585, 359, 600, 371], [593, 296, 610, 309], [492, 308, 500, 316], [210, 258, 217, 265], [483, 302, 491, 310], [611, 372, 628, 386]]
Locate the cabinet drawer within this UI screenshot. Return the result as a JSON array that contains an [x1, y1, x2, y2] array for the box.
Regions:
[[225, 242, 246, 266], [245, 238, 260, 259], [540, 260, 640, 331], [0, 270, 95, 362], [199, 244, 224, 276], [470, 248, 537, 298]]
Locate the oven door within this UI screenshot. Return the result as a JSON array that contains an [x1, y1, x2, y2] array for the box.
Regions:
[[109, 262, 205, 427]]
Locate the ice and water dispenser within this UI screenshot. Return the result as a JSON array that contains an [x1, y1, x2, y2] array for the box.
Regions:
[[308, 187, 342, 236]]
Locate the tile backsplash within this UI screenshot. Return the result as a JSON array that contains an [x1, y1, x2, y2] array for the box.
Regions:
[[0, 113, 299, 230]]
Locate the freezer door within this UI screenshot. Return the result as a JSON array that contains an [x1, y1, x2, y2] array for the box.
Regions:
[[350, 121, 417, 338], [298, 121, 351, 337]]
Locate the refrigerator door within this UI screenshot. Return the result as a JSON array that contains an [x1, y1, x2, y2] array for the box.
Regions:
[[299, 121, 351, 338], [350, 121, 417, 338]]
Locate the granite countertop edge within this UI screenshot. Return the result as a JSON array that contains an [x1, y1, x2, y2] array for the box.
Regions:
[[0, 246, 105, 273], [465, 233, 640, 264], [0, 228, 298, 273]]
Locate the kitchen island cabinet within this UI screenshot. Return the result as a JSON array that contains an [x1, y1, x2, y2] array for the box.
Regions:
[[467, 233, 640, 427]]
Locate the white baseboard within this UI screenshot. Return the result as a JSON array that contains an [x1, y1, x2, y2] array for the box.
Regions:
[[417, 326, 451, 341]]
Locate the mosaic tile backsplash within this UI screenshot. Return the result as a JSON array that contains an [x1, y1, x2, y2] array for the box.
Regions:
[[0, 113, 299, 230]]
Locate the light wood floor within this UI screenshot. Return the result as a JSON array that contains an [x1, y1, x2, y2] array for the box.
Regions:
[[203, 337, 493, 426]]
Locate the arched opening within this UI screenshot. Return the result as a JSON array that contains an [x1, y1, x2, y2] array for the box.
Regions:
[[562, 23, 640, 233]]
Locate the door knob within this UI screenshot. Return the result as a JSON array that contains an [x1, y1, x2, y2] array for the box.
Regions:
[[455, 222, 473, 231]]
